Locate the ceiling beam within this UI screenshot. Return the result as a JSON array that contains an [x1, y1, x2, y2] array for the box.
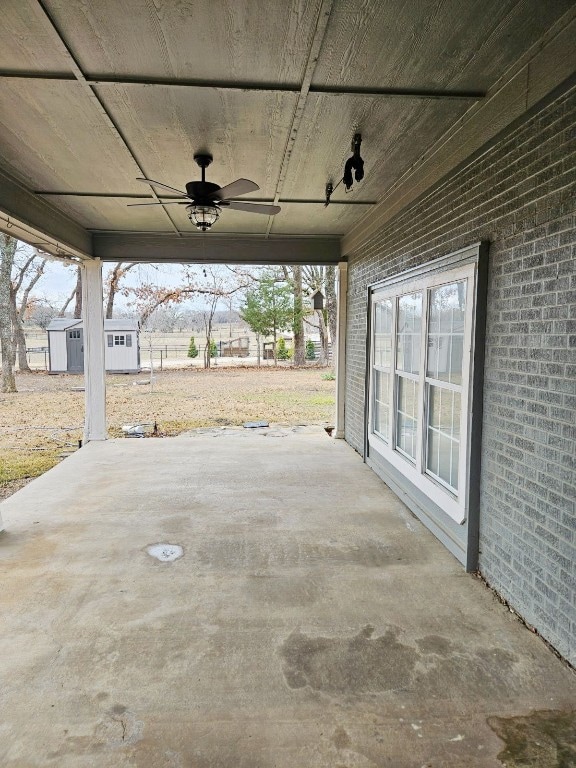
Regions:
[[31, 0, 181, 235], [0, 71, 486, 101], [93, 233, 342, 265], [0, 166, 92, 259], [267, 0, 335, 237], [309, 85, 484, 101], [35, 192, 377, 205]]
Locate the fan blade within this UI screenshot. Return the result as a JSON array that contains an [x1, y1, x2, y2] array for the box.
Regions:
[[136, 177, 188, 196], [127, 201, 187, 206], [226, 201, 281, 215], [212, 178, 259, 200]]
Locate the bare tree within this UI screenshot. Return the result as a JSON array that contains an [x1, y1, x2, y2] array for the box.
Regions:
[[0, 234, 17, 392], [105, 262, 137, 319], [291, 265, 306, 366], [58, 286, 76, 317], [73, 267, 82, 318], [10, 250, 47, 371], [130, 265, 252, 345], [325, 265, 337, 360], [28, 300, 58, 329], [199, 266, 236, 369], [302, 265, 329, 364], [280, 265, 305, 366]]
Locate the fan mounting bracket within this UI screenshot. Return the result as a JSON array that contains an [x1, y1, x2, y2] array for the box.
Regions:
[[193, 153, 213, 169]]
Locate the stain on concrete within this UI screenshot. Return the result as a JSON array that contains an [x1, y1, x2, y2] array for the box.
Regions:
[[280, 626, 525, 703], [246, 573, 321, 606], [196, 537, 403, 571], [332, 725, 351, 749], [94, 706, 144, 748], [488, 709, 576, 767], [414, 644, 520, 699], [416, 634, 453, 655], [147, 543, 183, 562], [280, 625, 418, 693]]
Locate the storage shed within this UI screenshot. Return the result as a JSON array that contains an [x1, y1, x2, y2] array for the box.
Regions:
[[47, 319, 140, 374]]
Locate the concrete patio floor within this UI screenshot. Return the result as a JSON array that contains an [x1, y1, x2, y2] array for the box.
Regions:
[[0, 427, 574, 767]]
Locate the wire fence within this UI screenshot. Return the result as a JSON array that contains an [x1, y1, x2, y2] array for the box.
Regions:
[[22, 336, 331, 371], [143, 343, 221, 369]]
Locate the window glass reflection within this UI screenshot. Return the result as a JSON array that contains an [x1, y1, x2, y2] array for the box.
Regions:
[[397, 293, 422, 374], [426, 385, 461, 490], [396, 376, 418, 460], [427, 282, 466, 385], [373, 370, 390, 440], [374, 299, 393, 368]]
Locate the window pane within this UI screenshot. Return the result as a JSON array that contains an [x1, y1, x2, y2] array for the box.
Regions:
[[373, 370, 390, 440], [397, 293, 422, 374], [374, 299, 393, 368], [427, 281, 466, 384], [426, 385, 461, 491], [396, 375, 418, 460]]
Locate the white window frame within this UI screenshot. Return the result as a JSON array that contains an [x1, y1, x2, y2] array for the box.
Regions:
[[368, 261, 477, 525], [114, 335, 126, 346]]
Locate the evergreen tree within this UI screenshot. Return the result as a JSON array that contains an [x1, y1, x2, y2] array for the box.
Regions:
[[240, 274, 294, 366], [187, 336, 198, 358], [305, 339, 316, 360], [277, 337, 290, 360]]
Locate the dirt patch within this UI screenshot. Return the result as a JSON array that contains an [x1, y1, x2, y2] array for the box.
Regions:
[[0, 477, 33, 501], [488, 709, 576, 767]]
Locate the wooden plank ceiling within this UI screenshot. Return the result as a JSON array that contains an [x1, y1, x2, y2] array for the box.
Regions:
[[0, 0, 573, 261]]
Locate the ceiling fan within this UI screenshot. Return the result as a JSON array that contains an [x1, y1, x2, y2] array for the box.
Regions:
[[128, 153, 281, 231]]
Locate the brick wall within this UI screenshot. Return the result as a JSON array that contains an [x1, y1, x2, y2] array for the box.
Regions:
[[345, 85, 576, 663]]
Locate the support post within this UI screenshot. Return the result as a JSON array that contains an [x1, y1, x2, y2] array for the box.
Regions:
[[81, 259, 107, 442], [334, 261, 348, 439]]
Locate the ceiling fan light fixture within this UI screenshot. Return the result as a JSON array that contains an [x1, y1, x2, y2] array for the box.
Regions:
[[187, 203, 220, 231]]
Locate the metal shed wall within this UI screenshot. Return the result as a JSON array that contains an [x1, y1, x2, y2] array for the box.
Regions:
[[47, 329, 69, 373]]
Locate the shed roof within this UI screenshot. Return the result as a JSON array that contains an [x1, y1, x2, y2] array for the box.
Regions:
[[46, 318, 139, 331], [103, 319, 139, 331], [46, 318, 82, 331]]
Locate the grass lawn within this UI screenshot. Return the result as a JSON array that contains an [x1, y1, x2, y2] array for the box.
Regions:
[[0, 366, 335, 497]]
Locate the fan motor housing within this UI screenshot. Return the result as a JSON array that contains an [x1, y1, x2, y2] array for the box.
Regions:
[[186, 180, 221, 200]]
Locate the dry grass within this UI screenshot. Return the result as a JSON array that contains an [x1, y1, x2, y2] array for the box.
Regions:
[[0, 366, 335, 488]]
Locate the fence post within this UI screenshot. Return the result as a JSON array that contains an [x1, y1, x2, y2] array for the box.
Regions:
[[160, 349, 163, 371]]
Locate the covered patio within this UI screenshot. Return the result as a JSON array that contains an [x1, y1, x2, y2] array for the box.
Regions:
[[1, 2, 575, 760], [1, 427, 575, 766]]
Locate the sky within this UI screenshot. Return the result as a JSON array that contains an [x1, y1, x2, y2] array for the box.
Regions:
[[15, 241, 286, 317], [28, 257, 229, 314]]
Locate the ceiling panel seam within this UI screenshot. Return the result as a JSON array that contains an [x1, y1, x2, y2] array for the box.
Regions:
[[266, 0, 335, 237], [0, 71, 486, 101], [34, 192, 378, 205], [32, 0, 181, 236]]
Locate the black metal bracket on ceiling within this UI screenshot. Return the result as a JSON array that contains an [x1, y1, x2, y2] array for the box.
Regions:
[[325, 133, 365, 207]]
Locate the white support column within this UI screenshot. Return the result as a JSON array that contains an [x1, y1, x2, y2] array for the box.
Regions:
[[82, 259, 107, 442], [334, 261, 348, 439]]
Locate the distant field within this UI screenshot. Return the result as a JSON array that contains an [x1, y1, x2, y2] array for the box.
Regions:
[[0, 367, 335, 497]]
